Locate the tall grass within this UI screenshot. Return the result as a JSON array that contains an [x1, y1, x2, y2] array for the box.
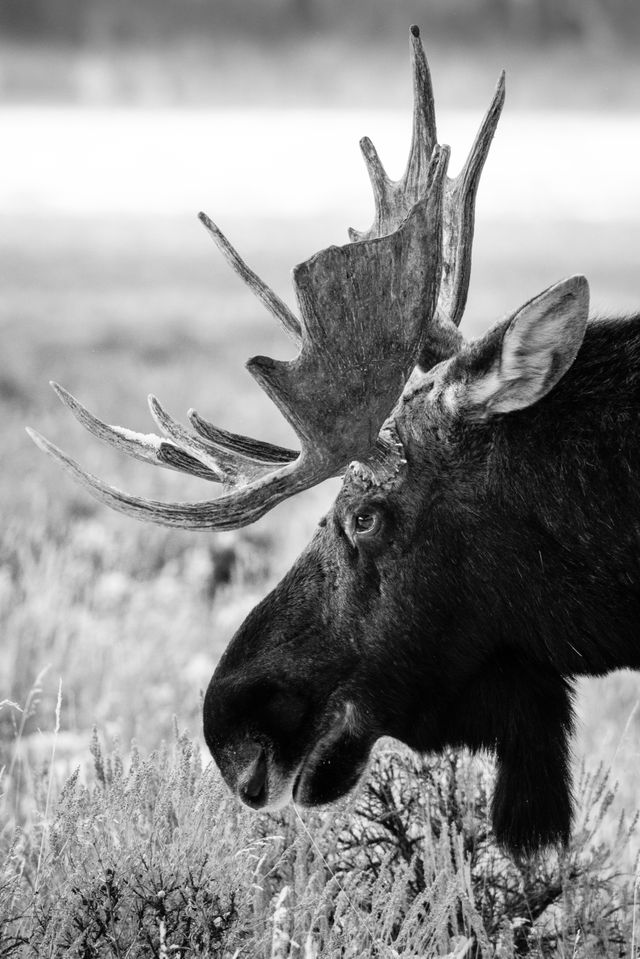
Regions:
[[1, 719, 638, 956]]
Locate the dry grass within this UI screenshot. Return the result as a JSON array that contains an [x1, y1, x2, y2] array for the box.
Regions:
[[1, 723, 638, 957]]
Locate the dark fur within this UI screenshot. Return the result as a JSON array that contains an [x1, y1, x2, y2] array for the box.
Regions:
[[204, 315, 640, 856]]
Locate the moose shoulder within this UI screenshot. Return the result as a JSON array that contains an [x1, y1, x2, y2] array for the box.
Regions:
[[28, 28, 640, 856]]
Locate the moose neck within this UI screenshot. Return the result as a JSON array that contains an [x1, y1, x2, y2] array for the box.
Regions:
[[495, 314, 640, 580], [409, 315, 640, 684]]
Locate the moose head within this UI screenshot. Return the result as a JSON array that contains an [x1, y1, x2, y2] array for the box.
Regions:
[[29, 27, 640, 856]]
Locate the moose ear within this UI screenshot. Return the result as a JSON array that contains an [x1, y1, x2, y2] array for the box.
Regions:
[[462, 275, 589, 416]]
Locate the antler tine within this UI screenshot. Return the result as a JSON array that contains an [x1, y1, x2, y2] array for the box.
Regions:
[[404, 24, 438, 202], [416, 70, 504, 371], [438, 70, 505, 330], [27, 426, 311, 530], [198, 212, 302, 344], [355, 136, 390, 219], [49, 382, 293, 487], [151, 394, 296, 479], [188, 409, 297, 465], [49, 381, 226, 483], [148, 394, 242, 480], [348, 25, 437, 244]]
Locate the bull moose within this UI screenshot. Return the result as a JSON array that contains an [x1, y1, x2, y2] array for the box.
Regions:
[[28, 26, 640, 855]]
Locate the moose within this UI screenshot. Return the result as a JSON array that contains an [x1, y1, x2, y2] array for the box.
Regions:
[[28, 26, 640, 855]]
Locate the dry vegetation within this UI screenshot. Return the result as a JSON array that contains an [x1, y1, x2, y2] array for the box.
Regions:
[[1, 213, 640, 954], [1, 730, 638, 957]]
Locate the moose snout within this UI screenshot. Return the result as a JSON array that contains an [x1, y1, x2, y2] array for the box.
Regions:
[[239, 742, 268, 808]]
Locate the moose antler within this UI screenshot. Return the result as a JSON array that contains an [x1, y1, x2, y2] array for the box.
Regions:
[[27, 27, 504, 531], [350, 25, 505, 368], [28, 147, 447, 530]]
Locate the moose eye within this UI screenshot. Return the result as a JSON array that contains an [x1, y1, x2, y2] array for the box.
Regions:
[[354, 511, 380, 537]]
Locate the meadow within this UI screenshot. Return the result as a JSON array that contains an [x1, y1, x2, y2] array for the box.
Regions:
[[1, 197, 640, 954]]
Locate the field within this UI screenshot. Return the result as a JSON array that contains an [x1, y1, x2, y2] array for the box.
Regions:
[[2, 100, 640, 953]]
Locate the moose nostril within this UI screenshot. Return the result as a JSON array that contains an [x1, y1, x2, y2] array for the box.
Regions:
[[241, 747, 268, 805]]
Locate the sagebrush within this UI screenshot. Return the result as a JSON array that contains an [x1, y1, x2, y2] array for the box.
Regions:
[[1, 724, 638, 958]]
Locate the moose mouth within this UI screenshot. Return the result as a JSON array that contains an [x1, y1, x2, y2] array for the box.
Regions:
[[236, 700, 368, 812], [291, 700, 371, 807]]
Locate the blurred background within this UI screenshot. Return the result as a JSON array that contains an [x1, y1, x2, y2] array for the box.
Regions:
[[1, 0, 640, 107], [1, 0, 640, 829]]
